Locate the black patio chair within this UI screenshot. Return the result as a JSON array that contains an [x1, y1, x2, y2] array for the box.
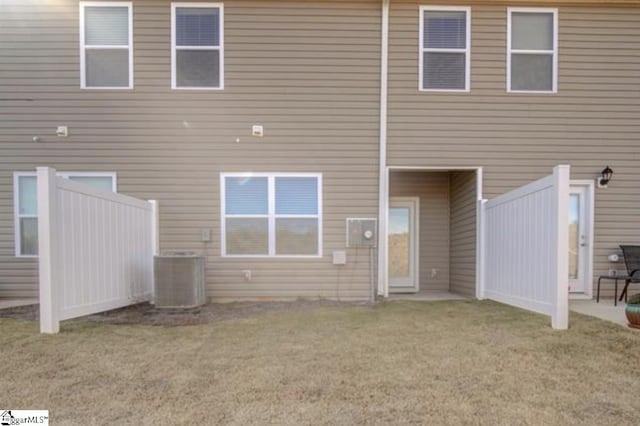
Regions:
[[619, 245, 640, 302]]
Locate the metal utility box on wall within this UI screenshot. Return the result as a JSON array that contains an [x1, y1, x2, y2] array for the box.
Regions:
[[346, 218, 377, 247], [154, 252, 206, 308]]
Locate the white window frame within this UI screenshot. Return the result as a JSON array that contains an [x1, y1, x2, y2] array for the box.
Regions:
[[171, 2, 225, 90], [507, 7, 558, 94], [220, 173, 323, 258], [418, 5, 471, 92], [79, 1, 134, 90], [13, 172, 117, 257]]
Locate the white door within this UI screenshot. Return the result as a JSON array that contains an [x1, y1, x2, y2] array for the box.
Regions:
[[388, 197, 419, 292], [568, 185, 591, 293]]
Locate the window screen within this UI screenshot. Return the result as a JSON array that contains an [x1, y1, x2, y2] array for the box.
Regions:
[[14, 173, 116, 256], [173, 5, 223, 88], [68, 176, 115, 191], [275, 177, 318, 215], [176, 50, 220, 88], [508, 10, 557, 92], [176, 7, 220, 46], [511, 12, 554, 50], [226, 218, 269, 255], [510, 54, 553, 92], [223, 174, 321, 256], [421, 8, 469, 91], [16, 175, 38, 256], [81, 4, 132, 88], [85, 49, 130, 88], [85, 6, 129, 45], [276, 218, 319, 256], [225, 177, 268, 215], [18, 176, 37, 216]]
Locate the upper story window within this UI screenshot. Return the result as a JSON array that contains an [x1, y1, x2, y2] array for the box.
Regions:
[[80, 2, 133, 89], [14, 172, 117, 257], [419, 6, 471, 92], [171, 3, 224, 89], [221, 174, 322, 257], [507, 8, 558, 93]]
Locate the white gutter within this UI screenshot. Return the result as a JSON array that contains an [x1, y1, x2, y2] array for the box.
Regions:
[[376, 0, 390, 297]]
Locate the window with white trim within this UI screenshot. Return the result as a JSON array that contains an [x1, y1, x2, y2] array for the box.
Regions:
[[13, 172, 117, 257], [221, 174, 322, 257], [507, 8, 558, 93], [172, 3, 224, 89], [419, 6, 470, 91], [80, 2, 133, 89]]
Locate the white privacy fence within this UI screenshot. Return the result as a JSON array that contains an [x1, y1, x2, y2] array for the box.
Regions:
[[479, 165, 570, 329], [38, 167, 158, 333]]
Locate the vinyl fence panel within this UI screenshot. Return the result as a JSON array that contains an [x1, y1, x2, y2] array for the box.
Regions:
[[38, 167, 158, 333], [480, 165, 569, 329]]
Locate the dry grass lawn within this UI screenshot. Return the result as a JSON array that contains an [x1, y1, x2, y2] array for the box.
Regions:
[[2, 300, 640, 425]]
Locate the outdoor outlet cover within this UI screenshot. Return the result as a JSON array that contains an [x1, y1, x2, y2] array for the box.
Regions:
[[251, 125, 264, 137], [56, 126, 69, 137], [332, 251, 347, 265], [243, 270, 252, 281]]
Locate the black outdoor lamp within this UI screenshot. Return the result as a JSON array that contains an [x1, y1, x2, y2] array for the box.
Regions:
[[598, 166, 613, 188]]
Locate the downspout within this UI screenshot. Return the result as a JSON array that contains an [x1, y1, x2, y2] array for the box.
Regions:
[[376, 0, 390, 298]]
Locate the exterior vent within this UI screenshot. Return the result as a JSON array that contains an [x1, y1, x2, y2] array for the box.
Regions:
[[154, 252, 206, 308], [346, 218, 377, 247]]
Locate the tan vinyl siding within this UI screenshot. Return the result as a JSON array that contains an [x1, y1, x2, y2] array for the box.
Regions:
[[389, 170, 477, 294], [389, 171, 450, 291], [0, 0, 381, 300], [388, 2, 640, 297], [3, 0, 640, 301], [449, 171, 476, 297]]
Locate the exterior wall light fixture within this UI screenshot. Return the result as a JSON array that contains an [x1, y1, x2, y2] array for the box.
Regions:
[[598, 166, 613, 188]]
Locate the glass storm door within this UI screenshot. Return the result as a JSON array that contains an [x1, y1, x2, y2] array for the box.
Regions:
[[388, 197, 419, 292], [569, 186, 589, 293]]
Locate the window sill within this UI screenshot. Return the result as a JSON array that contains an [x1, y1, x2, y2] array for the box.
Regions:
[[221, 255, 323, 259], [81, 86, 134, 90], [419, 88, 470, 93], [507, 89, 557, 94], [171, 86, 224, 91]]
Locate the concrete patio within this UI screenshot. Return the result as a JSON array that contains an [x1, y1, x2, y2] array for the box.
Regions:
[[570, 299, 628, 327]]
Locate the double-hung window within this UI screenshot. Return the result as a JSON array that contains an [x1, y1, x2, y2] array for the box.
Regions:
[[80, 2, 133, 89], [507, 8, 558, 93], [14, 172, 117, 257], [419, 6, 471, 92], [221, 174, 322, 257], [172, 3, 224, 89]]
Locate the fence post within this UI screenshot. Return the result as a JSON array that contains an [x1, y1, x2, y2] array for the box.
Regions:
[[476, 199, 488, 300], [37, 167, 60, 334], [552, 165, 570, 330], [149, 200, 159, 256], [149, 200, 159, 304]]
